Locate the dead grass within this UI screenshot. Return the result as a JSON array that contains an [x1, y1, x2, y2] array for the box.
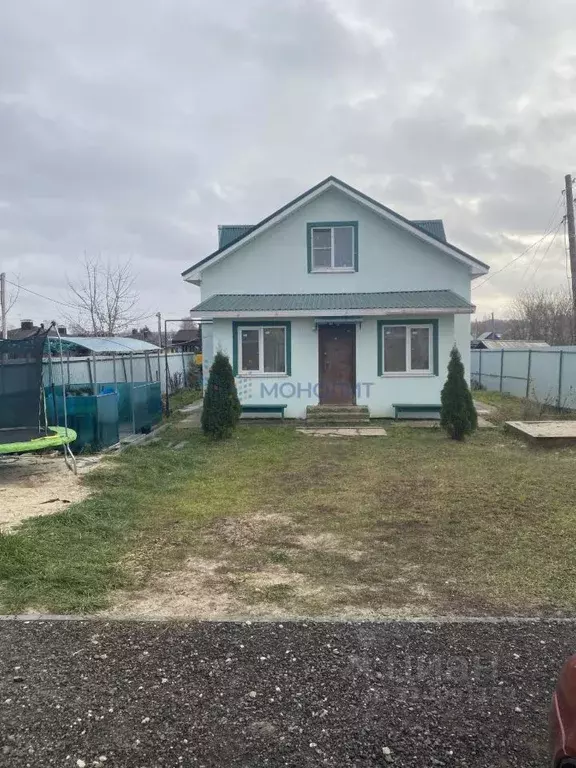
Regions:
[[474, 390, 576, 424], [4, 413, 576, 618], [106, 424, 576, 618]]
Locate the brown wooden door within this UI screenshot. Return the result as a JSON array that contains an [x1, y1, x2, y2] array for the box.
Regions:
[[318, 324, 356, 405]]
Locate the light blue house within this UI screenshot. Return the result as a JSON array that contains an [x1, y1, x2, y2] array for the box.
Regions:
[[183, 177, 489, 419]]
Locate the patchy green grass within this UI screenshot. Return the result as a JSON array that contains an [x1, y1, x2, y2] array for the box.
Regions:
[[166, 387, 202, 411], [2, 418, 576, 617], [474, 390, 576, 424]]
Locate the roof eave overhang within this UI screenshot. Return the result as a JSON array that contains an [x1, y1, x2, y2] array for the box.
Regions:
[[192, 306, 475, 320], [182, 177, 490, 282]]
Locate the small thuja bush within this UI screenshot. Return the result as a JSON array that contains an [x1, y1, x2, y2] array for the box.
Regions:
[[201, 351, 241, 439], [440, 346, 478, 441]]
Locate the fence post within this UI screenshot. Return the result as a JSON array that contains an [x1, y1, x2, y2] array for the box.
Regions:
[[478, 351, 482, 388], [499, 350, 504, 392], [558, 351, 565, 409], [87, 357, 93, 392], [92, 352, 98, 396], [526, 350, 532, 399], [46, 348, 58, 427], [130, 353, 136, 434], [181, 349, 187, 386]]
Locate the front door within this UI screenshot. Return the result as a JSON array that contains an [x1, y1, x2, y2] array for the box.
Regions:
[[318, 324, 356, 405]]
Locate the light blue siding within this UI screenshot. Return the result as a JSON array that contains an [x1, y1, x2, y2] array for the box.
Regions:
[[212, 315, 458, 419]]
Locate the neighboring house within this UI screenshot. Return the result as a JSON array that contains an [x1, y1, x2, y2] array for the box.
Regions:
[[7, 320, 67, 340], [477, 331, 502, 341], [171, 327, 201, 353], [183, 176, 489, 419]]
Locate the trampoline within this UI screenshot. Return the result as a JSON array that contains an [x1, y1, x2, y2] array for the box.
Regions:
[[0, 426, 76, 455], [0, 328, 76, 471]]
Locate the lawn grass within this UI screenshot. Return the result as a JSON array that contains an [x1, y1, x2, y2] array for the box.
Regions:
[[2, 417, 576, 617]]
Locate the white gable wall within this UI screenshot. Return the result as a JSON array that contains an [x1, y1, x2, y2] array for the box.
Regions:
[[199, 188, 471, 302]]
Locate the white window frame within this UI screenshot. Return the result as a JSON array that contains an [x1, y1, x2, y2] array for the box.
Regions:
[[311, 225, 355, 272], [382, 323, 433, 376], [238, 325, 287, 376]]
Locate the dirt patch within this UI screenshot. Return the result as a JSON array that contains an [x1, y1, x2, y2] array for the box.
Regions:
[[295, 532, 364, 561], [105, 559, 318, 620], [106, 556, 241, 619], [210, 511, 290, 548], [0, 455, 98, 531]]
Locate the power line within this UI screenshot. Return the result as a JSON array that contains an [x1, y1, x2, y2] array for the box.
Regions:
[[474, 188, 566, 292], [4, 277, 158, 323], [525, 221, 563, 288], [474, 223, 564, 291], [4, 278, 78, 310], [520, 193, 564, 284]]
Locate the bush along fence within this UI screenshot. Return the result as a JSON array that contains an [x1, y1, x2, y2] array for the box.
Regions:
[[471, 348, 576, 410]]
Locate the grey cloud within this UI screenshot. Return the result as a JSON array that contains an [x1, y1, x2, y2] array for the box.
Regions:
[[0, 0, 575, 324]]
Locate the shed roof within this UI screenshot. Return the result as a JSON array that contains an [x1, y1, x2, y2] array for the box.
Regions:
[[49, 336, 160, 353], [474, 340, 550, 351]]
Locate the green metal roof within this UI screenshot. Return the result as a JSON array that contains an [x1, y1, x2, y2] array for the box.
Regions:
[[412, 219, 446, 242], [218, 225, 254, 249], [193, 290, 473, 313]]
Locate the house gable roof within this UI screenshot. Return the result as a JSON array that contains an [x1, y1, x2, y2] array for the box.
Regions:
[[182, 176, 489, 283], [218, 225, 254, 249]]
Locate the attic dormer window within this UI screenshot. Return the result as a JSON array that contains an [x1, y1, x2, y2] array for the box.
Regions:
[[307, 222, 358, 272]]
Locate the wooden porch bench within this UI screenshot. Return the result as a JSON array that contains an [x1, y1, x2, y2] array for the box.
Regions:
[[240, 404, 287, 419], [392, 403, 441, 420]]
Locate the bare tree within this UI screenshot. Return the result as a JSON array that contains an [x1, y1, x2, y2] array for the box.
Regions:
[[65, 255, 147, 336], [509, 289, 574, 345]]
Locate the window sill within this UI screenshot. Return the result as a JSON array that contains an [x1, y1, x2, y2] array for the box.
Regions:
[[237, 373, 289, 378], [310, 267, 355, 273], [379, 372, 436, 378]]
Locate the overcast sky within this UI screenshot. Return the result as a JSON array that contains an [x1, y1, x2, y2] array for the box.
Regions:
[[1, 0, 576, 328]]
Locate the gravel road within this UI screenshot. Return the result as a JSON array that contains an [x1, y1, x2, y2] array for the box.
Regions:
[[0, 619, 571, 767]]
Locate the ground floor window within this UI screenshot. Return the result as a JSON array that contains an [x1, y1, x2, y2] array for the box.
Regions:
[[378, 319, 438, 376], [235, 323, 289, 374]]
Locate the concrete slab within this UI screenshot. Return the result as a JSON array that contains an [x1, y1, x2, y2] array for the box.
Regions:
[[297, 428, 387, 437], [505, 420, 576, 446]]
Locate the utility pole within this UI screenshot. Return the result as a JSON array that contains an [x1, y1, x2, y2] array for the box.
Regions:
[[156, 311, 162, 347], [565, 174, 576, 314], [0, 272, 6, 340]]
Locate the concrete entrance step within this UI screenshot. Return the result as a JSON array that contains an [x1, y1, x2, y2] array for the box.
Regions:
[[306, 405, 371, 427], [307, 405, 369, 415]]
